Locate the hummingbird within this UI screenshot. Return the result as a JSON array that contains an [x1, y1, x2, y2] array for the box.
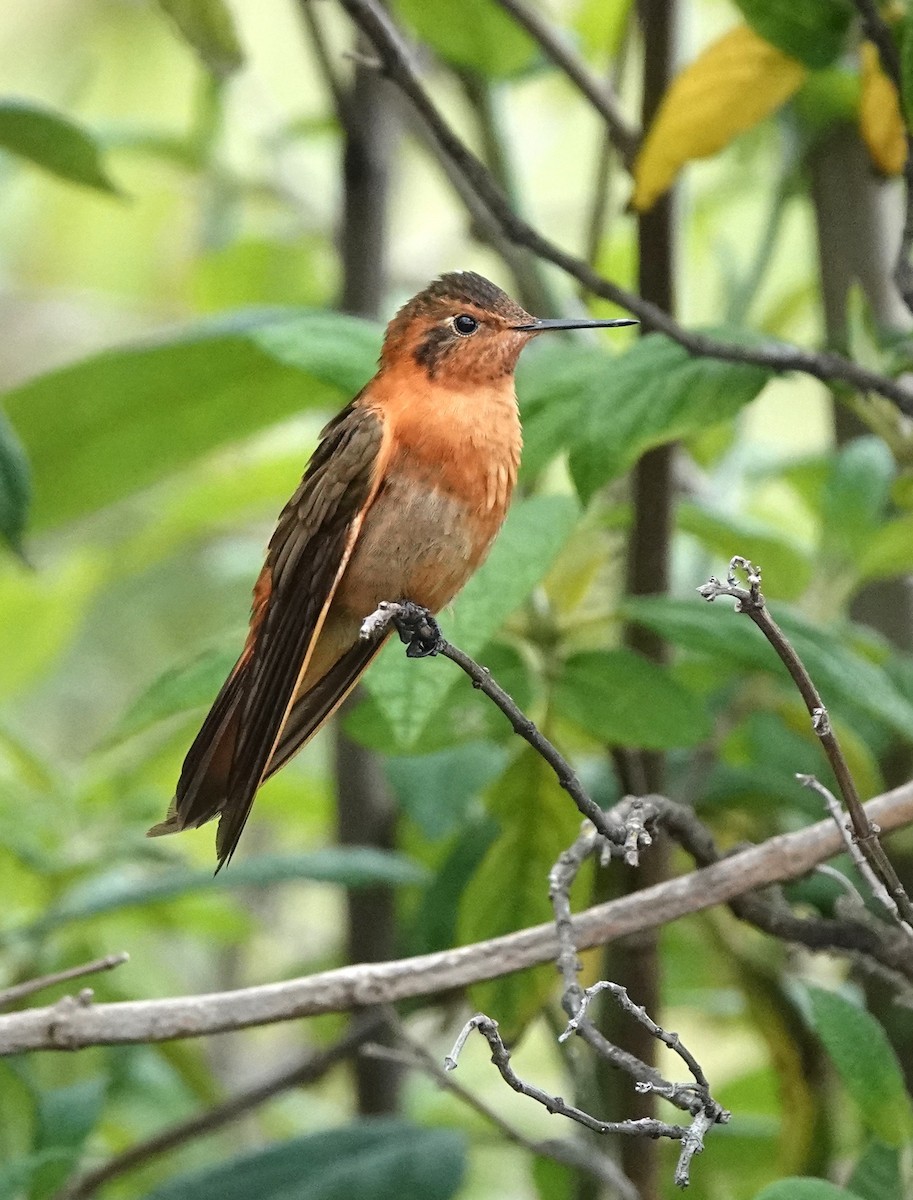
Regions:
[[148, 272, 635, 867]]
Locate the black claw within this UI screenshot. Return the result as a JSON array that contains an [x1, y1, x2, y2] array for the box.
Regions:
[[394, 601, 443, 658]]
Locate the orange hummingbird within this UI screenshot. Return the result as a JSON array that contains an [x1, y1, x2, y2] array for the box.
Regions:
[[148, 272, 635, 867]]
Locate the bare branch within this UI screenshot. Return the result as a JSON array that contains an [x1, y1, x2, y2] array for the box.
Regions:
[[367, 1017, 640, 1200], [335, 0, 913, 415], [700, 556, 913, 929], [0, 953, 129, 1011], [445, 1012, 689, 1140], [491, 0, 640, 166]]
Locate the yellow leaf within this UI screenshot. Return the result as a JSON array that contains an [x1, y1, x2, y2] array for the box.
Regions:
[[632, 24, 807, 212], [859, 41, 907, 177]]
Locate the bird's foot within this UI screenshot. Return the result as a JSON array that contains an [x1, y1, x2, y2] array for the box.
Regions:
[[393, 601, 443, 658]]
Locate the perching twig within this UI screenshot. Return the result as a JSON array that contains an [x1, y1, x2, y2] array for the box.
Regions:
[[361, 601, 630, 845], [700, 557, 913, 929], [336, 0, 913, 415], [0, 952, 129, 1011]]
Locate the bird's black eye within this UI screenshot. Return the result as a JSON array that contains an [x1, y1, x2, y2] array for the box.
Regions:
[[453, 313, 479, 336]]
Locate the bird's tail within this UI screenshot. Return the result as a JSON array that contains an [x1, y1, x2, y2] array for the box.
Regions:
[[146, 658, 247, 838]]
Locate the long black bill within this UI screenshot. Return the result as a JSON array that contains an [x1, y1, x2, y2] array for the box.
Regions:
[[512, 317, 639, 332]]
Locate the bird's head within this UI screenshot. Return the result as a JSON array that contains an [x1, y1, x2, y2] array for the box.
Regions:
[[380, 271, 636, 386]]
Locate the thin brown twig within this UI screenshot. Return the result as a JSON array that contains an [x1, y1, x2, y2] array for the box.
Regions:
[[699, 556, 913, 929], [445, 1012, 690, 1140], [364, 1016, 640, 1199], [55, 1013, 385, 1200], [361, 601, 631, 844], [0, 953, 129, 1011], [336, 0, 913, 414], [490, 0, 640, 166], [800, 773, 913, 938]]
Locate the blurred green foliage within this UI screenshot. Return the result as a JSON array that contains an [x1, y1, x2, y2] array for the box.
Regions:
[[1, 1, 913, 1198]]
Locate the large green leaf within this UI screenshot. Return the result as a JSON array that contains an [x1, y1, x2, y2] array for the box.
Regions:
[[820, 438, 893, 570], [805, 987, 913, 1147], [733, 0, 853, 70], [394, 0, 538, 77], [848, 1140, 903, 1200], [142, 1119, 466, 1200], [157, 0, 243, 76], [753, 1182, 863, 1200], [364, 494, 578, 750], [0, 411, 30, 555], [106, 643, 239, 746], [0, 98, 118, 193], [623, 596, 913, 740], [31, 1077, 107, 1196], [553, 649, 712, 749], [0, 555, 101, 702], [16, 850, 427, 939], [2, 309, 380, 529], [459, 747, 585, 1037], [519, 335, 771, 502]]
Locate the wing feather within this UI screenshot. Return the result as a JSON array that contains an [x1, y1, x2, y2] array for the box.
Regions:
[[150, 398, 389, 868]]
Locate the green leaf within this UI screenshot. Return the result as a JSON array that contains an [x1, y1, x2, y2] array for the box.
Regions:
[[394, 0, 538, 77], [106, 644, 239, 745], [553, 649, 712, 749], [0, 556, 101, 702], [364, 495, 578, 750], [0, 98, 119, 193], [820, 437, 894, 568], [733, 0, 853, 70], [17, 850, 427, 938], [753, 1181, 864, 1200], [348, 641, 535, 754], [857, 514, 913, 582], [2, 309, 380, 529], [848, 1140, 903, 1200], [142, 1119, 466, 1200], [407, 815, 499, 956], [678, 502, 812, 601], [623, 596, 913, 741], [157, 0, 244, 77], [0, 410, 30, 555], [385, 742, 509, 840], [31, 1077, 107, 1196], [459, 747, 585, 1037], [805, 986, 913, 1147], [551, 335, 771, 501]]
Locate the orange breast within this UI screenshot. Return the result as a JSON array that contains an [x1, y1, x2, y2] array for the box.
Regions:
[[334, 370, 521, 617]]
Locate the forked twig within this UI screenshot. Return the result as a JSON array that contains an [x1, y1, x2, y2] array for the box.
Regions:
[[700, 557, 913, 929]]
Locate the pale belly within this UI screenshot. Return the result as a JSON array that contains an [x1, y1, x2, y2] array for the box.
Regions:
[[333, 471, 501, 619]]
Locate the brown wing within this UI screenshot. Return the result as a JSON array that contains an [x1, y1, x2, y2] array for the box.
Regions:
[[148, 399, 389, 868]]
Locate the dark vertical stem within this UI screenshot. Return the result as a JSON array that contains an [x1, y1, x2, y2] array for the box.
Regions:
[[599, 5, 677, 1198], [334, 44, 402, 1115], [809, 123, 913, 718]]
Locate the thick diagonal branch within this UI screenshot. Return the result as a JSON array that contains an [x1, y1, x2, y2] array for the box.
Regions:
[[335, 0, 913, 414]]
